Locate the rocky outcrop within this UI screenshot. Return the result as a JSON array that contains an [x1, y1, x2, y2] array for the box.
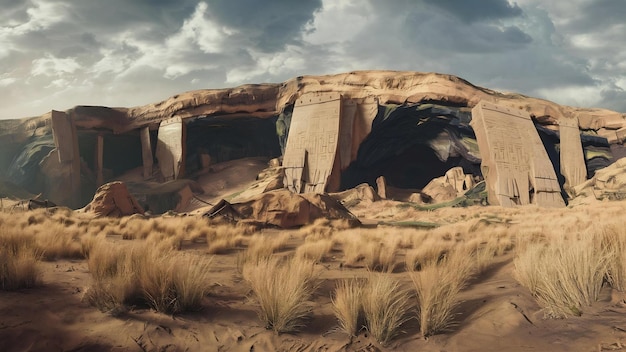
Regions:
[[206, 189, 359, 228], [0, 70, 624, 210], [2, 71, 624, 138], [572, 157, 626, 203], [82, 181, 144, 217]]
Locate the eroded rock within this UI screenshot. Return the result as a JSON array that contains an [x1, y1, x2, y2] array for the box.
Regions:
[[82, 181, 144, 217]]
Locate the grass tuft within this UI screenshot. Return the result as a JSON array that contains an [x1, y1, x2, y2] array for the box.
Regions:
[[332, 278, 364, 337], [243, 256, 318, 333], [361, 273, 412, 345], [410, 250, 474, 337]]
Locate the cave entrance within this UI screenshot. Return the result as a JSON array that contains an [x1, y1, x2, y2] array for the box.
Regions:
[[78, 131, 143, 180], [340, 104, 482, 193], [184, 116, 282, 174]]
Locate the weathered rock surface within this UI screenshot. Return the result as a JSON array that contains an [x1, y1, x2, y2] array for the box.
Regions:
[[572, 157, 626, 203], [207, 189, 359, 228], [81, 181, 144, 217], [420, 167, 475, 204], [2, 71, 624, 138], [329, 183, 381, 206], [0, 70, 624, 210]]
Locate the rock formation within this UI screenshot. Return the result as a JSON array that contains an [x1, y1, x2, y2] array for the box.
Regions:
[[205, 189, 359, 228], [0, 70, 624, 211], [81, 181, 144, 217]]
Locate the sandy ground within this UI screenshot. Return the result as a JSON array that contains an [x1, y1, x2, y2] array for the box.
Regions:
[[3, 159, 626, 351], [2, 220, 626, 352]]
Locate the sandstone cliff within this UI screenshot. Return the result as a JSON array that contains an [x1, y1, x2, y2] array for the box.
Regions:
[[0, 70, 623, 210]]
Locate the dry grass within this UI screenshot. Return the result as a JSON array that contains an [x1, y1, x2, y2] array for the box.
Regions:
[[514, 234, 611, 318], [363, 240, 397, 272], [410, 250, 475, 337], [84, 240, 213, 314], [332, 278, 364, 337], [298, 218, 354, 241], [361, 273, 412, 345], [0, 228, 41, 290], [206, 224, 253, 254], [31, 223, 85, 260], [243, 256, 318, 333], [338, 236, 366, 266], [600, 225, 626, 291], [295, 239, 334, 262], [239, 233, 291, 268], [404, 239, 453, 271]]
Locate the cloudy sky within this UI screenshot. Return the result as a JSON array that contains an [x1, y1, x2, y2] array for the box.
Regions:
[[1, 0, 625, 119]]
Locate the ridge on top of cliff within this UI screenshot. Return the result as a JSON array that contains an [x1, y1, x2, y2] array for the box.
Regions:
[[3, 70, 623, 136]]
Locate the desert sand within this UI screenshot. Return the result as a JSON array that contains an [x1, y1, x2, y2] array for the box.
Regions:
[[2, 183, 626, 352]]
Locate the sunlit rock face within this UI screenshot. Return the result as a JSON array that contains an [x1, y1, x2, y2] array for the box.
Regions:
[[0, 71, 623, 209]]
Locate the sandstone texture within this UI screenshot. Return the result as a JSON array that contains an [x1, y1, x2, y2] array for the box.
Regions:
[[0, 70, 624, 211], [82, 181, 144, 217], [206, 189, 359, 228]]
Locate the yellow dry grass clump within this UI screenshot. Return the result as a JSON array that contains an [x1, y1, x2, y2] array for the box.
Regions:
[[361, 273, 412, 345], [295, 239, 334, 262], [601, 224, 626, 291], [205, 224, 255, 254], [243, 255, 318, 333], [514, 232, 611, 318], [0, 225, 41, 290], [84, 239, 213, 314], [410, 249, 475, 337], [332, 278, 364, 337]]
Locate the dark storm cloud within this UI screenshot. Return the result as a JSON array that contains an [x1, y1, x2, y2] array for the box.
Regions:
[[1, 0, 625, 118], [599, 87, 626, 113], [403, 9, 532, 53], [422, 0, 522, 23], [66, 0, 199, 35], [205, 0, 323, 52], [570, 0, 626, 30], [0, 0, 30, 24]]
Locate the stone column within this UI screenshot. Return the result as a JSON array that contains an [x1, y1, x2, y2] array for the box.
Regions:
[[140, 127, 153, 179], [96, 134, 104, 186]]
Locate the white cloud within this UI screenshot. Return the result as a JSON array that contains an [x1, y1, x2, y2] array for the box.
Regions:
[[2, 0, 626, 119], [0, 77, 16, 87], [31, 54, 81, 77]]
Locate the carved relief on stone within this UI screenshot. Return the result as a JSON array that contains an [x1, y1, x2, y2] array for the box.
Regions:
[[560, 115, 586, 193], [156, 116, 186, 181], [283, 93, 341, 194], [471, 101, 564, 207], [46, 110, 81, 207]]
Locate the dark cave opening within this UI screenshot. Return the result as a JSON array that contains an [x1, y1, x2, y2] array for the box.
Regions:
[[185, 116, 282, 174], [78, 131, 143, 180], [340, 104, 482, 192]]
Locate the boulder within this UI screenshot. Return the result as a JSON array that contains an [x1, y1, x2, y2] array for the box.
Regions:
[[572, 157, 626, 202], [207, 189, 359, 228], [82, 181, 144, 217], [420, 167, 476, 204], [329, 183, 381, 206]]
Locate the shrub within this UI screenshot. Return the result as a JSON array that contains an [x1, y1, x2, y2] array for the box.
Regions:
[[33, 223, 84, 260], [514, 236, 611, 318], [362, 273, 412, 345], [0, 229, 41, 290], [85, 241, 213, 314], [295, 239, 334, 262], [410, 250, 474, 337], [600, 225, 626, 291], [243, 256, 318, 333], [332, 278, 364, 337]]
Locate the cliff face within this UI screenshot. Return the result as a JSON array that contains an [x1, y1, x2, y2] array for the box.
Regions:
[[0, 70, 624, 209], [3, 70, 624, 137]]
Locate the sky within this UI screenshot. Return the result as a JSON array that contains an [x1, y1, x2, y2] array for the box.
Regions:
[[1, 0, 625, 119]]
